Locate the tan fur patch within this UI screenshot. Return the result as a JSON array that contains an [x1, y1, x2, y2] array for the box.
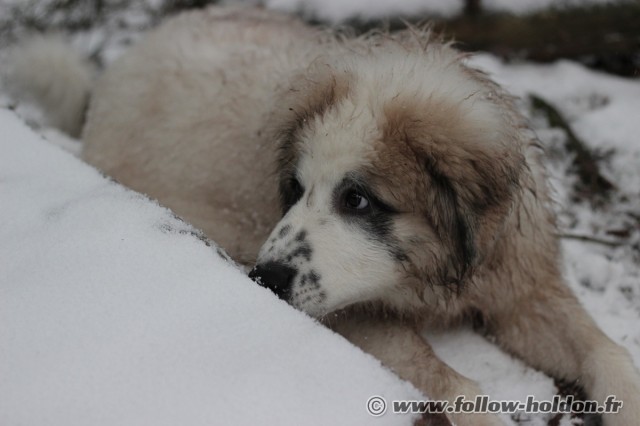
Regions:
[[362, 94, 525, 299]]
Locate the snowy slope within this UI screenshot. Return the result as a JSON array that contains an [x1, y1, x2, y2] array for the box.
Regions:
[[0, 108, 422, 426]]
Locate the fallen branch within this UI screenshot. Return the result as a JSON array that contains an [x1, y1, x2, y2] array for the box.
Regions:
[[529, 94, 615, 204], [558, 232, 624, 247]]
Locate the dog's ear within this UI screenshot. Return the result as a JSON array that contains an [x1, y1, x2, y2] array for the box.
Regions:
[[423, 148, 522, 287], [422, 158, 478, 287], [386, 97, 525, 287]]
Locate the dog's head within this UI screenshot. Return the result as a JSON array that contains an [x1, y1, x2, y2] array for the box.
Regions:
[[250, 40, 525, 318]]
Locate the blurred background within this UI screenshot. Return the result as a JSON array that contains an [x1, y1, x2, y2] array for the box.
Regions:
[[0, 0, 638, 76]]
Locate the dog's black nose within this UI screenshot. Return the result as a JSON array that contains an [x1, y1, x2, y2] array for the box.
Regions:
[[249, 261, 297, 300]]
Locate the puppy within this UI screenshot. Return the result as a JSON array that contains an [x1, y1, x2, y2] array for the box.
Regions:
[[6, 6, 640, 426]]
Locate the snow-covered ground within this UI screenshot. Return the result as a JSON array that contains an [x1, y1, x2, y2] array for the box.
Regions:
[[0, 108, 423, 426], [1, 1, 639, 426]]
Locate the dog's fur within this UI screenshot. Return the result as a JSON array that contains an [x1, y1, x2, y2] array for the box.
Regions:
[[7, 7, 640, 426]]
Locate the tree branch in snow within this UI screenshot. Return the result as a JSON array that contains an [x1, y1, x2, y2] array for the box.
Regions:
[[558, 233, 624, 248], [529, 94, 615, 204]]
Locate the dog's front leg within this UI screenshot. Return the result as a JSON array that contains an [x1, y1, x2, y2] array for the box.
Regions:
[[330, 313, 505, 426], [488, 286, 640, 426]]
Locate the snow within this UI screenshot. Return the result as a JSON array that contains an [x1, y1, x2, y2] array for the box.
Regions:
[[427, 329, 560, 425], [230, 0, 634, 22], [0, 108, 422, 426], [482, 0, 630, 16], [252, 0, 461, 21], [1, 1, 639, 425]]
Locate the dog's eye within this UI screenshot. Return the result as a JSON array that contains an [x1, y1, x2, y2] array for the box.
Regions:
[[281, 177, 304, 213], [344, 190, 370, 212], [290, 178, 303, 201]]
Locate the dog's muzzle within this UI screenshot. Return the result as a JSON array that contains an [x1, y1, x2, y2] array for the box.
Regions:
[[249, 261, 297, 301]]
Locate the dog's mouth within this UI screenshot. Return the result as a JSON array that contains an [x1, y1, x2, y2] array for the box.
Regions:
[[249, 261, 334, 317]]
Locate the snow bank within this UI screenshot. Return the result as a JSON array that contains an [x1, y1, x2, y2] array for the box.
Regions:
[[0, 108, 422, 426]]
